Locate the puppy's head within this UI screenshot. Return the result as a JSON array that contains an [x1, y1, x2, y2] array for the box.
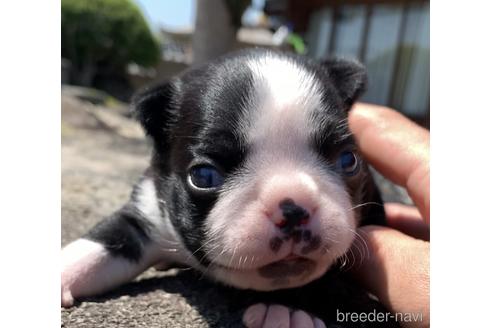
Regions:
[[133, 49, 384, 290]]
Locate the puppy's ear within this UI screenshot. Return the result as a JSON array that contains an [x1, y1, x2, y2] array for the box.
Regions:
[[131, 79, 181, 149], [321, 58, 367, 108]]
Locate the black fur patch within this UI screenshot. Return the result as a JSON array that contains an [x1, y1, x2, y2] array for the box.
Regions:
[[85, 205, 153, 262]]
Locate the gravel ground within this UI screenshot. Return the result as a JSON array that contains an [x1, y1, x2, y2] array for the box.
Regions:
[[61, 88, 410, 328]]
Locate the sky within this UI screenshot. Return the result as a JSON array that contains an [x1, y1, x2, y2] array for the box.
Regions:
[[135, 0, 196, 30]]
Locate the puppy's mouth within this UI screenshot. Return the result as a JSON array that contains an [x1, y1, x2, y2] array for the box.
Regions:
[[213, 253, 317, 279], [282, 253, 303, 261], [257, 255, 316, 279]]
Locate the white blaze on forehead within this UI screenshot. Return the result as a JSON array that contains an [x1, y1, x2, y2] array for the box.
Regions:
[[246, 55, 323, 148]]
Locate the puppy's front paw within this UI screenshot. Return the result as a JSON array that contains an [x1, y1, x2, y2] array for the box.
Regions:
[[61, 283, 74, 308], [243, 303, 326, 328]]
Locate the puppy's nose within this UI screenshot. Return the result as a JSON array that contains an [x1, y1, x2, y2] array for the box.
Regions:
[[275, 198, 310, 230]]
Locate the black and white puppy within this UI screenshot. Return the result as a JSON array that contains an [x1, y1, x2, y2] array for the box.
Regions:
[[61, 48, 386, 327]]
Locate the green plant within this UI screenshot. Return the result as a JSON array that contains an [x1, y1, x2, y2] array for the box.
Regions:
[[61, 0, 160, 86]]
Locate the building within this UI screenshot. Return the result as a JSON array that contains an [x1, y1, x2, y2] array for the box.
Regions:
[[265, 0, 430, 126]]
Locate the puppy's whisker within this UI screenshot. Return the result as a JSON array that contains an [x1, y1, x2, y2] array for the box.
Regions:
[[197, 243, 222, 264], [192, 245, 222, 274], [352, 229, 370, 262], [354, 229, 371, 265], [346, 228, 370, 270], [323, 234, 341, 245], [346, 247, 357, 272], [198, 247, 224, 279], [228, 245, 238, 268], [190, 235, 221, 258], [338, 253, 348, 271], [250, 255, 257, 266], [347, 202, 384, 212]]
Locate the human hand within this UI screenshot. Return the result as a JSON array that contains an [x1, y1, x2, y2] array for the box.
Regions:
[[348, 103, 430, 328]]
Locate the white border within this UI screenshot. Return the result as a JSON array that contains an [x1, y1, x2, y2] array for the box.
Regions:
[[2, 0, 492, 326], [431, 0, 492, 326], [0, 1, 60, 326]]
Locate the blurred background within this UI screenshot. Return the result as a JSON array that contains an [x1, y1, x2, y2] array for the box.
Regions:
[[61, 0, 429, 127]]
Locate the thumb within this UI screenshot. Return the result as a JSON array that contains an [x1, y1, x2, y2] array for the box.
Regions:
[[350, 225, 430, 328]]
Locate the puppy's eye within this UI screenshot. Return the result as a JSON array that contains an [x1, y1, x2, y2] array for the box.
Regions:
[[337, 151, 359, 176], [188, 165, 224, 189]]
